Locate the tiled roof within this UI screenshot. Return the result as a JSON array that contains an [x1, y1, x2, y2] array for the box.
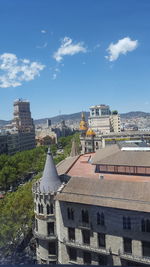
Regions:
[[92, 144, 150, 167], [56, 176, 150, 212]]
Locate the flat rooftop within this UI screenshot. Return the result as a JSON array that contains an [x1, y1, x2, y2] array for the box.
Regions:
[[57, 151, 150, 183]]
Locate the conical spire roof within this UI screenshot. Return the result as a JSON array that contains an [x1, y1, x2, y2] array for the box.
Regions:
[[40, 147, 61, 193]]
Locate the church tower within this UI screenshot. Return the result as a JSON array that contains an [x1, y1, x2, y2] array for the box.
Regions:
[[33, 148, 61, 264]]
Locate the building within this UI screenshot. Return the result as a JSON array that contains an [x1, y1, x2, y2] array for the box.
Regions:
[[80, 110, 150, 153], [0, 99, 35, 155], [88, 105, 111, 135], [12, 99, 35, 152], [33, 143, 150, 265]]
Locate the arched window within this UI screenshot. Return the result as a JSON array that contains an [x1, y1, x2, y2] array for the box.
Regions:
[[123, 216, 131, 230], [47, 204, 50, 215], [50, 204, 53, 214], [146, 219, 150, 232], [38, 204, 41, 213], [67, 207, 74, 220], [71, 208, 74, 220], [141, 219, 146, 232], [40, 204, 43, 214], [97, 212, 105, 226], [82, 210, 89, 223], [67, 208, 71, 219], [141, 219, 150, 232], [127, 217, 131, 229]]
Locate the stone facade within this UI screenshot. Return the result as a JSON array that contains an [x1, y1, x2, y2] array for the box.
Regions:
[[56, 200, 150, 265]]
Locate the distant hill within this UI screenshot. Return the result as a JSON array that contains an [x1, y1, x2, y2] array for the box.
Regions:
[[34, 111, 90, 125], [120, 111, 150, 119], [0, 111, 150, 127]]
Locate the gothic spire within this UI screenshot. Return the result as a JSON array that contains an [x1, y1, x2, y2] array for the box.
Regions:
[[40, 147, 61, 193], [70, 139, 79, 157]]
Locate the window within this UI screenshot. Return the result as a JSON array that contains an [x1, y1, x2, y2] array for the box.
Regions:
[[50, 204, 53, 214], [98, 255, 107, 265], [38, 204, 40, 213], [36, 238, 39, 247], [38, 204, 43, 214], [67, 207, 74, 220], [68, 247, 77, 261], [68, 227, 75, 241], [98, 233, 106, 248], [83, 251, 91, 264], [123, 216, 131, 230], [82, 209, 89, 223], [141, 219, 150, 233], [47, 205, 50, 214], [142, 241, 150, 257], [47, 222, 54, 235], [48, 242, 56, 255], [123, 238, 132, 254], [82, 230, 90, 245], [35, 219, 38, 231], [97, 212, 105, 226]]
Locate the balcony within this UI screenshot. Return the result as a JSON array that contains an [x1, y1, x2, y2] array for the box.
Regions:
[[119, 249, 150, 264], [48, 254, 57, 261], [34, 230, 57, 241], [78, 220, 92, 230], [63, 238, 110, 255]]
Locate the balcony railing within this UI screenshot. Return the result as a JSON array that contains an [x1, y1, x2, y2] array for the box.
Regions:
[[34, 230, 57, 240], [63, 238, 110, 255], [118, 249, 150, 264]]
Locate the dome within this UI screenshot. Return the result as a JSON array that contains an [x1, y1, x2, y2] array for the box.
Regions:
[[79, 120, 88, 131], [86, 128, 96, 136]]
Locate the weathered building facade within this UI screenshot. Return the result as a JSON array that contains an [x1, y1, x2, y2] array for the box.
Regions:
[[33, 144, 150, 265]]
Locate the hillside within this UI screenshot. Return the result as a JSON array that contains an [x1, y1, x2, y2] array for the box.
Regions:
[[0, 111, 150, 127]]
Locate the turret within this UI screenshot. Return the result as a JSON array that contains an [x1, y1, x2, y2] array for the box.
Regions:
[[33, 148, 61, 264]]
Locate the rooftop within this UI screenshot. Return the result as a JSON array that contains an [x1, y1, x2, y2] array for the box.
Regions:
[[92, 144, 150, 167], [57, 176, 150, 212], [56, 151, 150, 182]]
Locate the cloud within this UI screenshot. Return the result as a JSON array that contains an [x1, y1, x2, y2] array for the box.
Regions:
[[53, 36, 87, 62], [106, 37, 138, 61], [36, 42, 48, 49], [0, 53, 45, 88], [41, 30, 46, 34]]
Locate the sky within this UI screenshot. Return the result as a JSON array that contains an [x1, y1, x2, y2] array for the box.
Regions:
[[0, 0, 150, 120]]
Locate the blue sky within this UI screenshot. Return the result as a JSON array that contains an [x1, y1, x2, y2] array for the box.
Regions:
[[0, 0, 150, 120]]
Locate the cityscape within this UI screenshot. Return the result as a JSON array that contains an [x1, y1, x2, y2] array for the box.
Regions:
[[1, 0, 150, 266]]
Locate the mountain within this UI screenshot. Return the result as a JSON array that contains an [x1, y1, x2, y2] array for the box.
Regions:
[[34, 112, 90, 125], [0, 111, 150, 127], [120, 111, 150, 119]]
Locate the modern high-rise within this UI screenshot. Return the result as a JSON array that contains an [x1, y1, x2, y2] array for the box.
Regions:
[[12, 99, 35, 152]]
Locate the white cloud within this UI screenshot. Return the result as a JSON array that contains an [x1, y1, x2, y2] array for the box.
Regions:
[[41, 30, 46, 34], [0, 53, 45, 88], [106, 37, 138, 61], [36, 42, 48, 49], [53, 36, 87, 62]]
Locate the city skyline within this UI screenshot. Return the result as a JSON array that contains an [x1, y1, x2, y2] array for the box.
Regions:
[[0, 0, 150, 120]]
